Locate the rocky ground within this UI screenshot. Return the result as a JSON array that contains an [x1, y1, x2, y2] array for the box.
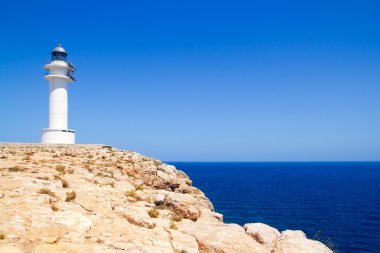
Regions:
[[0, 143, 332, 253]]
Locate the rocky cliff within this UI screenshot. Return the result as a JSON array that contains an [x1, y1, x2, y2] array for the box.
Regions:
[[0, 143, 332, 253]]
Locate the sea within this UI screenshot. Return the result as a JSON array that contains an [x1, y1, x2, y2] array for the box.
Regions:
[[168, 162, 380, 253]]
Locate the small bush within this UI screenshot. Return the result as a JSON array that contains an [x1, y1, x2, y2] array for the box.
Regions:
[[54, 174, 61, 180], [0, 233, 5, 240], [135, 185, 144, 191], [38, 188, 56, 197], [55, 165, 66, 174], [180, 250, 188, 253], [172, 214, 183, 222], [126, 190, 136, 198], [148, 208, 159, 218], [65, 191, 76, 202], [169, 221, 177, 230], [8, 166, 24, 172], [87, 154, 94, 159], [61, 179, 69, 188]]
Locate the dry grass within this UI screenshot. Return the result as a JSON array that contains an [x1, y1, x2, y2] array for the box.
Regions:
[[135, 185, 144, 191], [126, 190, 137, 198], [169, 221, 178, 230], [0, 233, 5, 240], [8, 166, 25, 172], [55, 165, 66, 174], [24, 155, 32, 161], [38, 188, 56, 197], [172, 213, 183, 222]]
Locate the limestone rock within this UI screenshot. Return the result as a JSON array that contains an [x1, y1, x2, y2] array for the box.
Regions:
[[179, 222, 269, 253], [243, 223, 280, 249], [0, 143, 332, 253], [0, 245, 22, 253], [273, 230, 333, 253], [154, 193, 167, 206], [166, 193, 202, 220]]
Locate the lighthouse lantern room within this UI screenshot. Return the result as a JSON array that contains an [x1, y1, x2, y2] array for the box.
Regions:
[[41, 44, 76, 144]]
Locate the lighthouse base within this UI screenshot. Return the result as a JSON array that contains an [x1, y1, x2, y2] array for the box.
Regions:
[[41, 129, 75, 144]]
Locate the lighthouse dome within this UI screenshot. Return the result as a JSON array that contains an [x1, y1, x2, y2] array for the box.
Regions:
[[52, 43, 67, 54], [51, 43, 67, 62]]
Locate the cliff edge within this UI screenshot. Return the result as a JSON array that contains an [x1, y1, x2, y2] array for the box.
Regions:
[[0, 143, 332, 253]]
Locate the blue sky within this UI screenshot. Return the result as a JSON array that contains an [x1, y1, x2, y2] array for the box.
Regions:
[[0, 1, 379, 161]]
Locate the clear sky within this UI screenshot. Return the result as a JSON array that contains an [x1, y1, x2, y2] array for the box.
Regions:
[[0, 1, 379, 161]]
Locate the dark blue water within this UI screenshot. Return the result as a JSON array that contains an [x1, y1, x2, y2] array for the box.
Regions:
[[168, 162, 380, 253]]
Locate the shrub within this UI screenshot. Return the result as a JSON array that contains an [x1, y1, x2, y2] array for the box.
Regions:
[[169, 221, 177, 230], [8, 166, 24, 172], [148, 208, 159, 218], [38, 188, 56, 197], [180, 250, 188, 253], [0, 233, 5, 240], [54, 174, 61, 180], [87, 154, 94, 159], [61, 179, 69, 188], [65, 191, 76, 202], [135, 185, 144, 191], [172, 213, 183, 222], [126, 190, 137, 198], [55, 165, 66, 174]]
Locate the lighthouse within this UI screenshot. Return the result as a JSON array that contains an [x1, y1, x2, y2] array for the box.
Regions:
[[41, 44, 76, 144]]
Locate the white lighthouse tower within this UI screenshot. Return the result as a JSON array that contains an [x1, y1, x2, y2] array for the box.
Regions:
[[41, 44, 76, 144]]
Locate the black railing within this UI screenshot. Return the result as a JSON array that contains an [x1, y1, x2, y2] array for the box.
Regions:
[[67, 71, 76, 81], [52, 51, 67, 62]]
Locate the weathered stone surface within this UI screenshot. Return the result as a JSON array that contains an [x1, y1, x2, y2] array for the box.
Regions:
[[0, 245, 22, 253], [154, 193, 167, 206], [244, 223, 280, 249], [0, 143, 332, 253], [166, 193, 206, 220], [273, 230, 333, 253], [179, 222, 270, 253]]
